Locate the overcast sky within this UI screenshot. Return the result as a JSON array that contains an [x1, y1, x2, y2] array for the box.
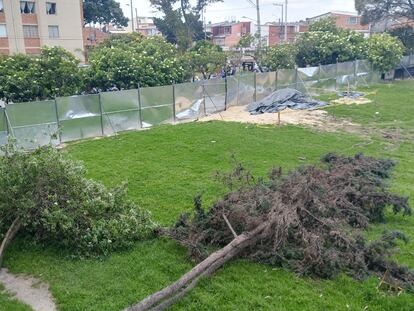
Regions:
[[120, 0, 356, 24]]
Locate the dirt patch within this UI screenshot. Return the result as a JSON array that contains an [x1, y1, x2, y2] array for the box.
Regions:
[[332, 97, 372, 105], [200, 106, 363, 133], [0, 268, 56, 311]]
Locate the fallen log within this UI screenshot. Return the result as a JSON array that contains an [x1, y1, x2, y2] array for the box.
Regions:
[[0, 217, 21, 267], [123, 220, 270, 311]]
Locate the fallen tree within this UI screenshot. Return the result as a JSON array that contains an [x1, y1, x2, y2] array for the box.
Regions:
[[0, 143, 155, 267], [125, 153, 412, 311]]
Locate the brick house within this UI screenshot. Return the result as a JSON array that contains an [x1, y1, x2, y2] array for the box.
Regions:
[[210, 21, 251, 50], [267, 22, 309, 46], [307, 11, 370, 37], [83, 27, 110, 49]]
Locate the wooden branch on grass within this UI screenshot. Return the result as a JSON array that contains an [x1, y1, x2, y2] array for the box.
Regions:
[[124, 221, 271, 311], [0, 217, 22, 267]]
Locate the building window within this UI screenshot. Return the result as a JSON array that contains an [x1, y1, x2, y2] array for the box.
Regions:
[[0, 0, 4, 13], [48, 25, 59, 38], [23, 25, 39, 38], [348, 16, 358, 25], [46, 2, 56, 15], [0, 24, 7, 38], [20, 1, 36, 14]]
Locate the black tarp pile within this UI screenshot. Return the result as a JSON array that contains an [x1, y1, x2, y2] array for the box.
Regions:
[[246, 88, 328, 115]]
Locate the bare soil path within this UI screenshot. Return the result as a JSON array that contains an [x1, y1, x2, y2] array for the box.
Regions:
[[0, 268, 56, 311]]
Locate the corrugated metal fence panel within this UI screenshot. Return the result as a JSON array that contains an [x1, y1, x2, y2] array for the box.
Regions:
[[100, 89, 140, 134], [139, 85, 174, 127], [57, 94, 102, 143], [6, 100, 58, 149]]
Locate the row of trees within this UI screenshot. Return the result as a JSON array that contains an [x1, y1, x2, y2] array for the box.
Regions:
[[262, 18, 406, 74], [0, 19, 408, 103], [0, 34, 226, 103]]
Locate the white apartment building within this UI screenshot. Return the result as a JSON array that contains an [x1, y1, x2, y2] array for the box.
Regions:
[[0, 0, 84, 60]]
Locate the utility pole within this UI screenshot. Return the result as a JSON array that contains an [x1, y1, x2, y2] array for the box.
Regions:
[[130, 0, 135, 32], [256, 0, 262, 58], [135, 8, 139, 34], [284, 0, 288, 42], [202, 7, 207, 40]]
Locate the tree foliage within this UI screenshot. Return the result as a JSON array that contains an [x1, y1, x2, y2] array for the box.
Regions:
[[262, 44, 297, 70], [185, 40, 226, 79], [150, 0, 220, 49], [365, 33, 405, 73], [85, 34, 186, 90], [0, 144, 155, 260], [0, 47, 83, 103], [295, 30, 366, 67], [389, 25, 414, 54], [309, 16, 340, 33], [83, 0, 128, 27], [235, 33, 255, 49], [355, 0, 414, 24]]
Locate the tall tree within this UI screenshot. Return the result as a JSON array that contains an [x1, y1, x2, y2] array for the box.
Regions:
[[355, 0, 414, 24], [150, 0, 220, 50], [83, 0, 128, 27]]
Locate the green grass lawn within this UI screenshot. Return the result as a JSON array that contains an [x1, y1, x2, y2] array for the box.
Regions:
[[2, 81, 414, 310]]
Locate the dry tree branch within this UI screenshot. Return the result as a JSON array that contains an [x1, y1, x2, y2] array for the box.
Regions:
[[123, 221, 271, 311], [0, 217, 21, 267]]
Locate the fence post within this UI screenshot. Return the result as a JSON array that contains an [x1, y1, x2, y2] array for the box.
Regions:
[[3, 108, 8, 137], [275, 70, 278, 91], [354, 60, 358, 88], [318, 64, 321, 84], [202, 82, 207, 116], [137, 83, 143, 128], [54, 98, 62, 144], [335, 58, 339, 91], [253, 72, 257, 102], [236, 74, 240, 106], [295, 66, 299, 90], [98, 93, 105, 136], [224, 76, 228, 111], [172, 83, 177, 123], [4, 109, 14, 138]]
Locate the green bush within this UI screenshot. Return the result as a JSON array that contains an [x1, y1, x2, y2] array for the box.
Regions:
[[85, 34, 187, 90], [0, 47, 83, 103], [185, 40, 227, 79], [295, 30, 366, 67], [262, 44, 297, 70], [295, 17, 365, 67], [365, 33, 405, 73], [0, 144, 155, 258]]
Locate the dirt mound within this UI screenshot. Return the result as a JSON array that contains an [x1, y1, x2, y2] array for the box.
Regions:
[[200, 106, 361, 133]]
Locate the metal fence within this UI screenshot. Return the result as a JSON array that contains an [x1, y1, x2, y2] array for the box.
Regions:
[[1, 56, 412, 150]]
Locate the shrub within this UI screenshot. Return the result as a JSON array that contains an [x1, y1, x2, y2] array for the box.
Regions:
[[85, 34, 186, 91], [0, 143, 155, 259], [389, 26, 414, 54], [184, 40, 227, 79], [295, 30, 366, 67], [0, 47, 82, 103], [365, 33, 405, 73], [262, 44, 297, 70]]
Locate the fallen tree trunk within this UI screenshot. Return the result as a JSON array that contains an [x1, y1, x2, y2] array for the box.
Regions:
[[124, 220, 271, 311], [0, 217, 21, 267]]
